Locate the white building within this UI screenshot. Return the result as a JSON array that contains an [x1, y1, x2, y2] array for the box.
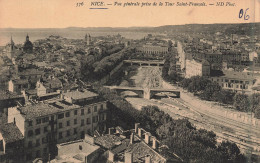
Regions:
[[185, 59, 210, 78]]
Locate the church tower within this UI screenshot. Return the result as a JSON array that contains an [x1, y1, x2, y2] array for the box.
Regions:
[[6, 36, 15, 59], [26, 34, 29, 42], [85, 34, 91, 46]]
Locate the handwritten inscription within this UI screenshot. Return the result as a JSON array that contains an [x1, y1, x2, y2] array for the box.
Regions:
[[239, 8, 250, 20]]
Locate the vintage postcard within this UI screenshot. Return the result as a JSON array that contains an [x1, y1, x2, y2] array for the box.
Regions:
[[0, 0, 260, 162]]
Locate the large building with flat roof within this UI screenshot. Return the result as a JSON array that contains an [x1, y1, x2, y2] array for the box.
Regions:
[[211, 71, 257, 93], [3, 90, 107, 162], [136, 45, 169, 54]]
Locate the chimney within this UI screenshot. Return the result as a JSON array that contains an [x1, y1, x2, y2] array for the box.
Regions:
[[145, 155, 151, 163], [108, 128, 115, 135], [13, 117, 16, 125], [125, 152, 133, 163], [135, 123, 140, 133], [145, 132, 150, 144], [130, 132, 134, 144], [138, 128, 142, 138], [152, 137, 158, 150]]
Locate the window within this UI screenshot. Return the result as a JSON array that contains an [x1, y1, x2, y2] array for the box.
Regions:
[[100, 104, 103, 110], [74, 110, 78, 115], [28, 130, 33, 137], [36, 119, 41, 124], [26, 153, 32, 161], [28, 141, 32, 148], [28, 121, 33, 127], [79, 145, 82, 150], [65, 112, 70, 117], [74, 119, 77, 125], [100, 114, 104, 121], [44, 126, 48, 133], [43, 148, 47, 154], [87, 118, 91, 124], [88, 108, 91, 114], [94, 106, 97, 112], [42, 137, 46, 144], [74, 128, 77, 135], [81, 109, 84, 115], [67, 120, 70, 126], [36, 139, 40, 147], [51, 115, 54, 121], [59, 122, 63, 129], [36, 150, 41, 157], [59, 132, 63, 139], [81, 119, 84, 126], [58, 113, 64, 119], [35, 128, 41, 135], [42, 117, 49, 123], [67, 130, 70, 137]]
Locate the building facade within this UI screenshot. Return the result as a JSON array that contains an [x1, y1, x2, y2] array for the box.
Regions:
[[185, 59, 210, 78], [136, 45, 169, 54], [211, 71, 256, 93], [6, 90, 107, 162]]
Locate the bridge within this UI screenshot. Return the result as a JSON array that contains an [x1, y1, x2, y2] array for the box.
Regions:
[[123, 60, 164, 67], [104, 86, 180, 99]]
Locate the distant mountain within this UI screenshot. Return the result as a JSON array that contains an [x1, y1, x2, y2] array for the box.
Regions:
[[64, 23, 260, 35], [1, 23, 260, 35]]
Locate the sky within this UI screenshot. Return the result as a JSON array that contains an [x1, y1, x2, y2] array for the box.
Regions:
[[0, 0, 259, 28]]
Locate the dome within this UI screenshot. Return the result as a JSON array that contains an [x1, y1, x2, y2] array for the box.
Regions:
[[23, 35, 33, 53]]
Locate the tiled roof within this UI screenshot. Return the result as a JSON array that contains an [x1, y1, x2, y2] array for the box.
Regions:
[[63, 90, 98, 100], [111, 139, 130, 154], [94, 135, 124, 149], [222, 71, 255, 80], [42, 78, 62, 89], [0, 123, 23, 143], [0, 90, 23, 100], [18, 101, 80, 120], [12, 79, 28, 85], [126, 141, 166, 163], [18, 69, 44, 76]]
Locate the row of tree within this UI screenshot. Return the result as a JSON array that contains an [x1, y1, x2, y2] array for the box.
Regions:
[[80, 44, 125, 82]]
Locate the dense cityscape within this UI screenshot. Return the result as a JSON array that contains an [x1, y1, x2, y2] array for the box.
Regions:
[[0, 23, 260, 163]]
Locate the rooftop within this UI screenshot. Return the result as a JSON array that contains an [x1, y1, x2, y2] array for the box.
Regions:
[[0, 123, 24, 144], [41, 77, 62, 89], [0, 90, 23, 100], [63, 90, 98, 100], [18, 100, 80, 120], [11, 79, 28, 85], [125, 138, 166, 163], [215, 70, 255, 80], [94, 134, 124, 149], [18, 69, 44, 76]]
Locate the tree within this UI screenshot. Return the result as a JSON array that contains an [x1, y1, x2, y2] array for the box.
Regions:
[[233, 93, 250, 112], [254, 105, 260, 119], [218, 141, 245, 163], [200, 82, 221, 100]]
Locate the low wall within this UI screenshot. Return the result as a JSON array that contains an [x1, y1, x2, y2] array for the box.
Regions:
[[181, 92, 260, 129]]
